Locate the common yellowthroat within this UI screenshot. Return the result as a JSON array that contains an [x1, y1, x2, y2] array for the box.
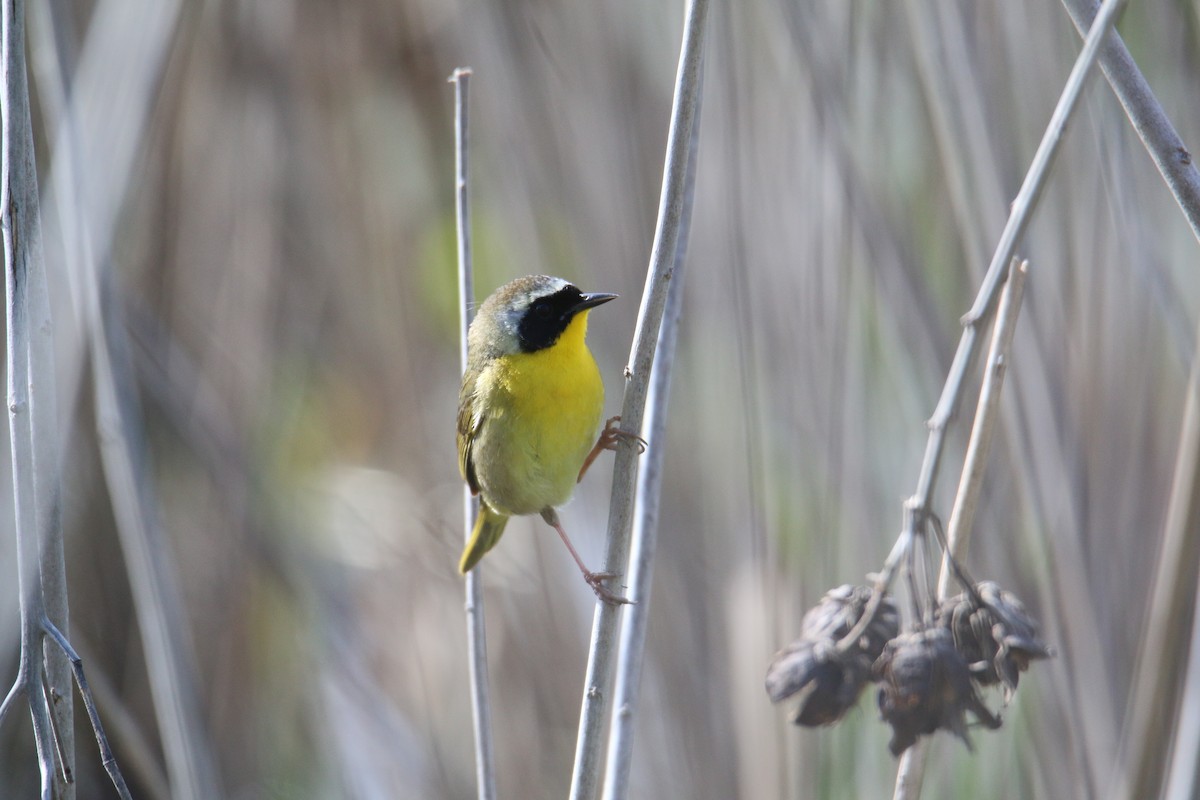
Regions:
[[457, 275, 638, 604]]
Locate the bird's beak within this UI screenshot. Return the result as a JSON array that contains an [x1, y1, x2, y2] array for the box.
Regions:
[[572, 292, 618, 314]]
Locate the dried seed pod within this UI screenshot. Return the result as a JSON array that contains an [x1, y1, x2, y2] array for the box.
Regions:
[[875, 627, 1001, 756], [765, 640, 872, 726], [936, 581, 1053, 698], [766, 585, 899, 726]]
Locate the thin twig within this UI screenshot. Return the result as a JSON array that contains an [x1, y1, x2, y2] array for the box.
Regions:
[[0, 678, 23, 724], [839, 0, 1127, 660], [450, 65, 498, 800], [1162, 568, 1200, 800], [886, 0, 1131, 792], [600, 53, 704, 800], [569, 1, 709, 797], [1116, 318, 1200, 799], [3, 0, 63, 794], [34, 0, 220, 795], [39, 669, 70, 785], [958, 0, 1127, 328], [43, 620, 133, 800], [882, 261, 1029, 794], [22, 5, 74, 793], [937, 259, 1028, 598], [71, 634, 173, 800], [894, 274, 1031, 800], [1059, 0, 1200, 244]]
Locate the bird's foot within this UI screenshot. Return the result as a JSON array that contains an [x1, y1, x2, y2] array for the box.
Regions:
[[578, 417, 647, 483], [584, 570, 635, 606], [598, 415, 647, 454]]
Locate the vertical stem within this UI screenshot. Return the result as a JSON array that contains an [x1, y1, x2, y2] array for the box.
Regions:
[[451, 66, 497, 800], [23, 3, 73, 793], [937, 260, 1028, 598], [3, 0, 59, 794], [895, 267, 1030, 800], [600, 60, 703, 799], [1117, 319, 1200, 798], [568, 1, 709, 797], [34, 0, 218, 794]]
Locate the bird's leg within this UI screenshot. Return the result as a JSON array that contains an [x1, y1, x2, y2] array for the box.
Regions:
[[540, 508, 633, 605], [577, 415, 648, 483]]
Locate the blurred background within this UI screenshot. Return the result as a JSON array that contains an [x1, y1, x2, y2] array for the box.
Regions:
[[2, 0, 1199, 797]]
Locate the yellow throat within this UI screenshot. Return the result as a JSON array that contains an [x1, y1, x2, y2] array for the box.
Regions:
[[474, 310, 604, 517]]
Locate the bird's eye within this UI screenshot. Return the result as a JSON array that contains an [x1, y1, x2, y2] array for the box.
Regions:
[[533, 301, 553, 320]]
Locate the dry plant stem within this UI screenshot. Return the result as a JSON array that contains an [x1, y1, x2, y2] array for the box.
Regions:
[[451, 66, 498, 800], [888, 264, 1022, 795], [1117, 316, 1200, 799], [24, 6, 73, 792], [959, 0, 1125, 330], [894, 271, 1030, 800], [839, 0, 1128, 663], [600, 61, 702, 800], [1164, 578, 1200, 800], [1059, 0, 1200, 243], [892, 743, 928, 800], [95, 251, 222, 800], [43, 621, 132, 799], [569, 0, 709, 796], [34, 0, 220, 795], [2, 0, 67, 794], [888, 0, 1128, 793], [937, 260, 1028, 598], [71, 636, 172, 800], [1060, 0, 1200, 784]]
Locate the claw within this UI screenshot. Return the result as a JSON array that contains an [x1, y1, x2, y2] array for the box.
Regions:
[[598, 415, 647, 454], [578, 416, 647, 483], [585, 571, 635, 606]]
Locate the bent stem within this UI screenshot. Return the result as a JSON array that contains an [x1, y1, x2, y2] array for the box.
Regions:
[[885, 0, 1131, 794], [837, 0, 1126, 662], [43, 620, 133, 800]]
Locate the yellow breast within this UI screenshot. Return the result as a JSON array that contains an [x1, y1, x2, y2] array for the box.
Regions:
[[470, 312, 605, 516]]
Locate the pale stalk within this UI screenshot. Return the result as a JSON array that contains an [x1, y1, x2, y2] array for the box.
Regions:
[[600, 59, 702, 799], [1116, 320, 1200, 799], [1059, 0, 1200, 243], [887, 0, 1131, 791], [569, 0, 709, 796], [2, 2, 134, 795], [895, 274, 1031, 800], [34, 0, 220, 796], [839, 0, 1127, 657], [2, 0, 66, 794], [937, 260, 1028, 598], [451, 66, 498, 800]]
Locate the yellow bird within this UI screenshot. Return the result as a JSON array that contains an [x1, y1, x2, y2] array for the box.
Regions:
[[457, 275, 637, 604]]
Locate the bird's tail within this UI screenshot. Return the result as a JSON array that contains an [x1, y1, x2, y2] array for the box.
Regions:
[[459, 502, 509, 574]]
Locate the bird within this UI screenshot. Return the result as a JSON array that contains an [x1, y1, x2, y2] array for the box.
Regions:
[[457, 274, 641, 604]]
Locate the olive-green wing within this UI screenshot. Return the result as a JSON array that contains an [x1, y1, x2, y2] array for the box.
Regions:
[[457, 367, 482, 495]]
